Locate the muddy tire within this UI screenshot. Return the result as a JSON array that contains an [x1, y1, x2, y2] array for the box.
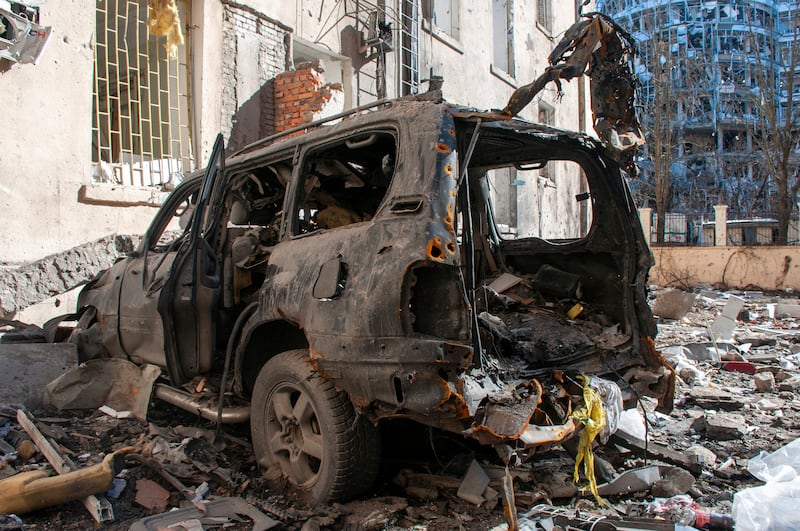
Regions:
[[250, 349, 380, 503]]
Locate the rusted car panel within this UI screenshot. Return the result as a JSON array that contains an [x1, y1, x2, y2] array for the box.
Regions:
[[72, 94, 671, 502], [504, 13, 644, 175]]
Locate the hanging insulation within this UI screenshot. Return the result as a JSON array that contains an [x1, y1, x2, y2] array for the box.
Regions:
[[148, 0, 184, 58]]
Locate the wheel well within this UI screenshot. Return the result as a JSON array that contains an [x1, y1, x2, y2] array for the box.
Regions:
[[239, 320, 309, 397]]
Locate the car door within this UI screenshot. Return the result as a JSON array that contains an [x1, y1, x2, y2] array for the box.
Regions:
[[159, 134, 227, 384], [116, 176, 202, 368]]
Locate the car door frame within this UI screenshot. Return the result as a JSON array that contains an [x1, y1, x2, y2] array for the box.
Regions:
[[159, 134, 227, 385]]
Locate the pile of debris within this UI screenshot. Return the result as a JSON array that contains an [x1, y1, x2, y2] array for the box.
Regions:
[[2, 287, 800, 530]]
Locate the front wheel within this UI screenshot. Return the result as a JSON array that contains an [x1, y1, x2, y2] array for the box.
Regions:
[[250, 349, 380, 504]]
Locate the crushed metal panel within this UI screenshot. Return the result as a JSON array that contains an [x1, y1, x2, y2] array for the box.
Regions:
[[129, 496, 279, 531], [0, 3, 52, 64], [45, 358, 161, 421]]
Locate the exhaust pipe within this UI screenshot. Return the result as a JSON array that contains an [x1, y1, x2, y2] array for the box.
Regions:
[[154, 384, 250, 423]]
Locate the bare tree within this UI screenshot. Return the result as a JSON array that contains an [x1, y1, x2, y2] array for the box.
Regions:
[[631, 13, 687, 244], [648, 40, 677, 244], [747, 8, 800, 244]]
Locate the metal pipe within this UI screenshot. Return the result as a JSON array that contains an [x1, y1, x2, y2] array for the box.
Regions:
[[154, 383, 250, 423]]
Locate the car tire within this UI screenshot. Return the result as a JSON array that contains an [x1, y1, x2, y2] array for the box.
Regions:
[[250, 349, 380, 504]]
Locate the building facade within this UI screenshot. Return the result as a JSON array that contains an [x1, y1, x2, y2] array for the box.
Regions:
[[0, 0, 590, 317], [597, 0, 800, 218]]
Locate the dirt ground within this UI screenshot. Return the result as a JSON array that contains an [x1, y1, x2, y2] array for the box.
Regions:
[[2, 288, 800, 530]]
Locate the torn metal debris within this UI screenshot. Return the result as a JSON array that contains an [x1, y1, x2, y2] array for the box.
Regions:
[[0, 2, 51, 64], [504, 12, 644, 175]]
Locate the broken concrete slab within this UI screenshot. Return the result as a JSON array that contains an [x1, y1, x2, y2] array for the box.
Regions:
[[687, 387, 744, 411], [651, 467, 696, 498], [0, 343, 77, 410], [610, 430, 702, 474], [685, 444, 718, 468], [754, 372, 776, 393], [45, 359, 161, 421], [704, 413, 747, 440], [778, 376, 800, 392], [773, 303, 800, 319], [595, 465, 694, 497], [0, 235, 138, 316], [652, 289, 697, 320]]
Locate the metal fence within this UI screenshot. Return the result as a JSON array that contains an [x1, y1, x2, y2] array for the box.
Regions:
[[647, 211, 800, 246]]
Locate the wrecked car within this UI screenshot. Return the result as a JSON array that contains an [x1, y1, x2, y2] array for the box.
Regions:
[[70, 92, 674, 504]]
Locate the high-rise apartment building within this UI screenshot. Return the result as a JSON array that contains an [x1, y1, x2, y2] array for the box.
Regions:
[[597, 0, 799, 216]]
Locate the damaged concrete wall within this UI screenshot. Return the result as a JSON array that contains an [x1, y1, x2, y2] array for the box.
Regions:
[[273, 65, 344, 133], [0, 235, 138, 318], [0, 0, 177, 264], [650, 246, 800, 291]]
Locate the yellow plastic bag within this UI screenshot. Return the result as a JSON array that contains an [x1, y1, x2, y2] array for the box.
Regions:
[[571, 374, 607, 505]]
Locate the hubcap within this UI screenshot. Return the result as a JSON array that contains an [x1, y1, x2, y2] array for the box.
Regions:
[[265, 383, 324, 486]]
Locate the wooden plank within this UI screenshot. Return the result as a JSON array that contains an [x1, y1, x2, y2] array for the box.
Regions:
[[16, 410, 114, 523]]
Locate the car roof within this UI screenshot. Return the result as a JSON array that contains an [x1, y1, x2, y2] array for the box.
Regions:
[[226, 91, 599, 167]]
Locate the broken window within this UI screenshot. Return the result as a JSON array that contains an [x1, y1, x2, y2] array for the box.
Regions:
[[150, 181, 199, 252], [293, 131, 397, 235], [510, 160, 592, 241], [537, 103, 555, 180], [487, 167, 518, 236], [92, 0, 193, 187], [492, 0, 514, 76], [423, 0, 460, 40], [224, 161, 290, 305], [536, 0, 552, 34]]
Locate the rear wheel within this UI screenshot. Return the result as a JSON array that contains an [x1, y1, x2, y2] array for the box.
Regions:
[[250, 349, 380, 503]]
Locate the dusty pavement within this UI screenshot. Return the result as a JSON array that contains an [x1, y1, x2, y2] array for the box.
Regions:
[[2, 288, 800, 530]]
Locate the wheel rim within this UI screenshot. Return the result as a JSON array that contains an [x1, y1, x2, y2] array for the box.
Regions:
[[265, 383, 324, 487]]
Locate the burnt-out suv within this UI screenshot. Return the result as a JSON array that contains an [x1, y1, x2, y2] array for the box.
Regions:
[[72, 93, 674, 503]]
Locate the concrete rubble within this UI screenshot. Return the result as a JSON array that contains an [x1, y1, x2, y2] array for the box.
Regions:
[[0, 287, 799, 529]]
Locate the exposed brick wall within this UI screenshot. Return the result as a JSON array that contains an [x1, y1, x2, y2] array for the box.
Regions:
[[274, 65, 343, 133], [221, 4, 287, 151]]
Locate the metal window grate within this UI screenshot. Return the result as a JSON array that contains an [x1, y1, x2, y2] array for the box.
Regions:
[[92, 0, 193, 187], [400, 0, 420, 96]]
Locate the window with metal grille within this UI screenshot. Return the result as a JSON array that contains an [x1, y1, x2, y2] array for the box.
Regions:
[[92, 0, 193, 187], [537, 0, 552, 34], [400, 0, 420, 96]]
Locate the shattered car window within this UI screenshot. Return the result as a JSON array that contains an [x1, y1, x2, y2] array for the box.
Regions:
[[153, 187, 198, 252], [486, 159, 593, 241], [294, 131, 396, 234], [222, 162, 290, 306]]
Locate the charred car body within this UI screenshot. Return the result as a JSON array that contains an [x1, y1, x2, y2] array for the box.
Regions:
[[72, 92, 673, 503]]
